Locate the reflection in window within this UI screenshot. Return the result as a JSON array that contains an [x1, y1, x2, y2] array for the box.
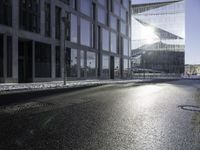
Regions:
[[35, 42, 51, 78], [66, 48, 77, 77], [123, 59, 129, 78], [102, 55, 109, 78], [80, 18, 91, 47], [87, 51, 96, 77], [114, 57, 120, 78], [98, 7, 106, 24], [102, 28, 109, 51], [123, 38, 129, 56], [80, 50, 85, 77], [97, 0, 106, 7], [70, 14, 78, 43], [80, 0, 91, 16], [121, 22, 126, 35], [113, 1, 120, 17], [121, 8, 126, 21], [110, 32, 117, 53], [110, 15, 117, 30]]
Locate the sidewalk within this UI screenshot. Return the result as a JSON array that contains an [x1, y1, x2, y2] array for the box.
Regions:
[[0, 79, 148, 95]]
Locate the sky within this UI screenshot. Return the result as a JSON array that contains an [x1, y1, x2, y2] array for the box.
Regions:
[[132, 0, 200, 65]]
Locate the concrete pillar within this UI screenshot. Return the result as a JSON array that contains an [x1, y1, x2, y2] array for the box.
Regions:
[[3, 35, 7, 80], [12, 0, 19, 82]]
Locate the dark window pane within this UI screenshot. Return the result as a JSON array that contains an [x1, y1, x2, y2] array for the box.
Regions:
[[45, 2, 51, 37], [19, 0, 40, 33], [66, 48, 77, 77], [55, 46, 61, 78], [55, 6, 61, 39], [0, 0, 12, 26], [35, 42, 51, 78], [7, 36, 12, 77], [0, 35, 3, 77], [87, 51, 96, 77]]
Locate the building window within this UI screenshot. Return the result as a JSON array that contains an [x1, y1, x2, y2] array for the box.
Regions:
[[7, 36, 12, 77], [114, 57, 120, 78], [102, 28, 109, 51], [72, 0, 77, 10], [102, 55, 109, 78], [110, 32, 117, 53], [92, 24, 96, 48], [80, 0, 91, 16], [80, 50, 85, 77], [97, 7, 106, 25], [35, 42, 51, 78], [110, 15, 117, 30], [121, 8, 126, 21], [120, 22, 126, 35], [80, 18, 91, 47], [55, 46, 61, 78], [87, 51, 96, 77], [70, 14, 78, 43], [123, 38, 129, 56], [19, 0, 40, 33], [113, 1, 120, 17], [0, 0, 12, 26], [0, 35, 3, 77], [66, 48, 78, 77], [123, 59, 129, 78], [97, 0, 106, 7], [45, 2, 51, 37], [123, 0, 129, 10], [55, 6, 61, 39]]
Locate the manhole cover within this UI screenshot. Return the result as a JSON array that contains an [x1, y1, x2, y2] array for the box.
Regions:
[[178, 105, 200, 112]]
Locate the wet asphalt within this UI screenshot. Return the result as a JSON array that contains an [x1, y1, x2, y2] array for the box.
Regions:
[[0, 80, 200, 150]]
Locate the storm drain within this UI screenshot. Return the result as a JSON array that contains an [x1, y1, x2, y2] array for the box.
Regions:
[[0, 102, 54, 115], [178, 105, 200, 112]]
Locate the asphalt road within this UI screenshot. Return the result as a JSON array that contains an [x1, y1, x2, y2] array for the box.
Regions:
[[0, 80, 200, 150]]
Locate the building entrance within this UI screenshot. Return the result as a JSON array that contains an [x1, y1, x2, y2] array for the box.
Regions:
[[110, 56, 114, 79]]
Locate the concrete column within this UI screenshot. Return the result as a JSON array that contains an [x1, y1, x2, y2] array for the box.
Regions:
[[32, 41, 35, 81], [12, 0, 19, 82], [60, 9, 65, 80], [51, 45, 56, 79]]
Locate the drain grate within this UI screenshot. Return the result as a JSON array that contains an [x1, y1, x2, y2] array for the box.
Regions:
[[0, 102, 54, 115], [178, 105, 200, 112]]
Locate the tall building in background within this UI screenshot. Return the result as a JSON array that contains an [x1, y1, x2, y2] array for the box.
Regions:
[[0, 0, 131, 83], [131, 0, 185, 76]]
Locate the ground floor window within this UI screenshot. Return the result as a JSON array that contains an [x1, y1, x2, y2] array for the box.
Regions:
[[66, 48, 78, 78], [123, 59, 129, 78], [35, 42, 51, 78], [102, 55, 109, 78], [80, 50, 85, 78], [87, 51, 96, 78], [0, 35, 3, 77], [55, 46, 61, 78], [7, 36, 12, 77], [115, 57, 120, 78]]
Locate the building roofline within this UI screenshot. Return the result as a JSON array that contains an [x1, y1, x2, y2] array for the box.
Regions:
[[131, 0, 183, 7]]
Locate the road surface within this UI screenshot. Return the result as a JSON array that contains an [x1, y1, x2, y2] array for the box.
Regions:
[[0, 80, 200, 150]]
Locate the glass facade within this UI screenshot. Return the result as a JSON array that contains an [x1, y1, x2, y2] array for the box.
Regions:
[[0, 0, 12, 26], [80, 18, 91, 47], [87, 51, 96, 78], [35, 42, 51, 78], [80, 0, 91, 16], [19, 0, 40, 33], [70, 14, 78, 43], [102, 55, 109, 78], [102, 28, 109, 51], [131, 0, 185, 74], [0, 0, 131, 82]]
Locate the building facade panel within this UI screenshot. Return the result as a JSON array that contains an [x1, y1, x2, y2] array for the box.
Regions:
[[0, 0, 131, 83]]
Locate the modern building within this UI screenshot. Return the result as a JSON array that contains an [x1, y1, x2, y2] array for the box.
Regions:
[[0, 0, 131, 83], [131, 0, 185, 76], [185, 65, 200, 76]]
